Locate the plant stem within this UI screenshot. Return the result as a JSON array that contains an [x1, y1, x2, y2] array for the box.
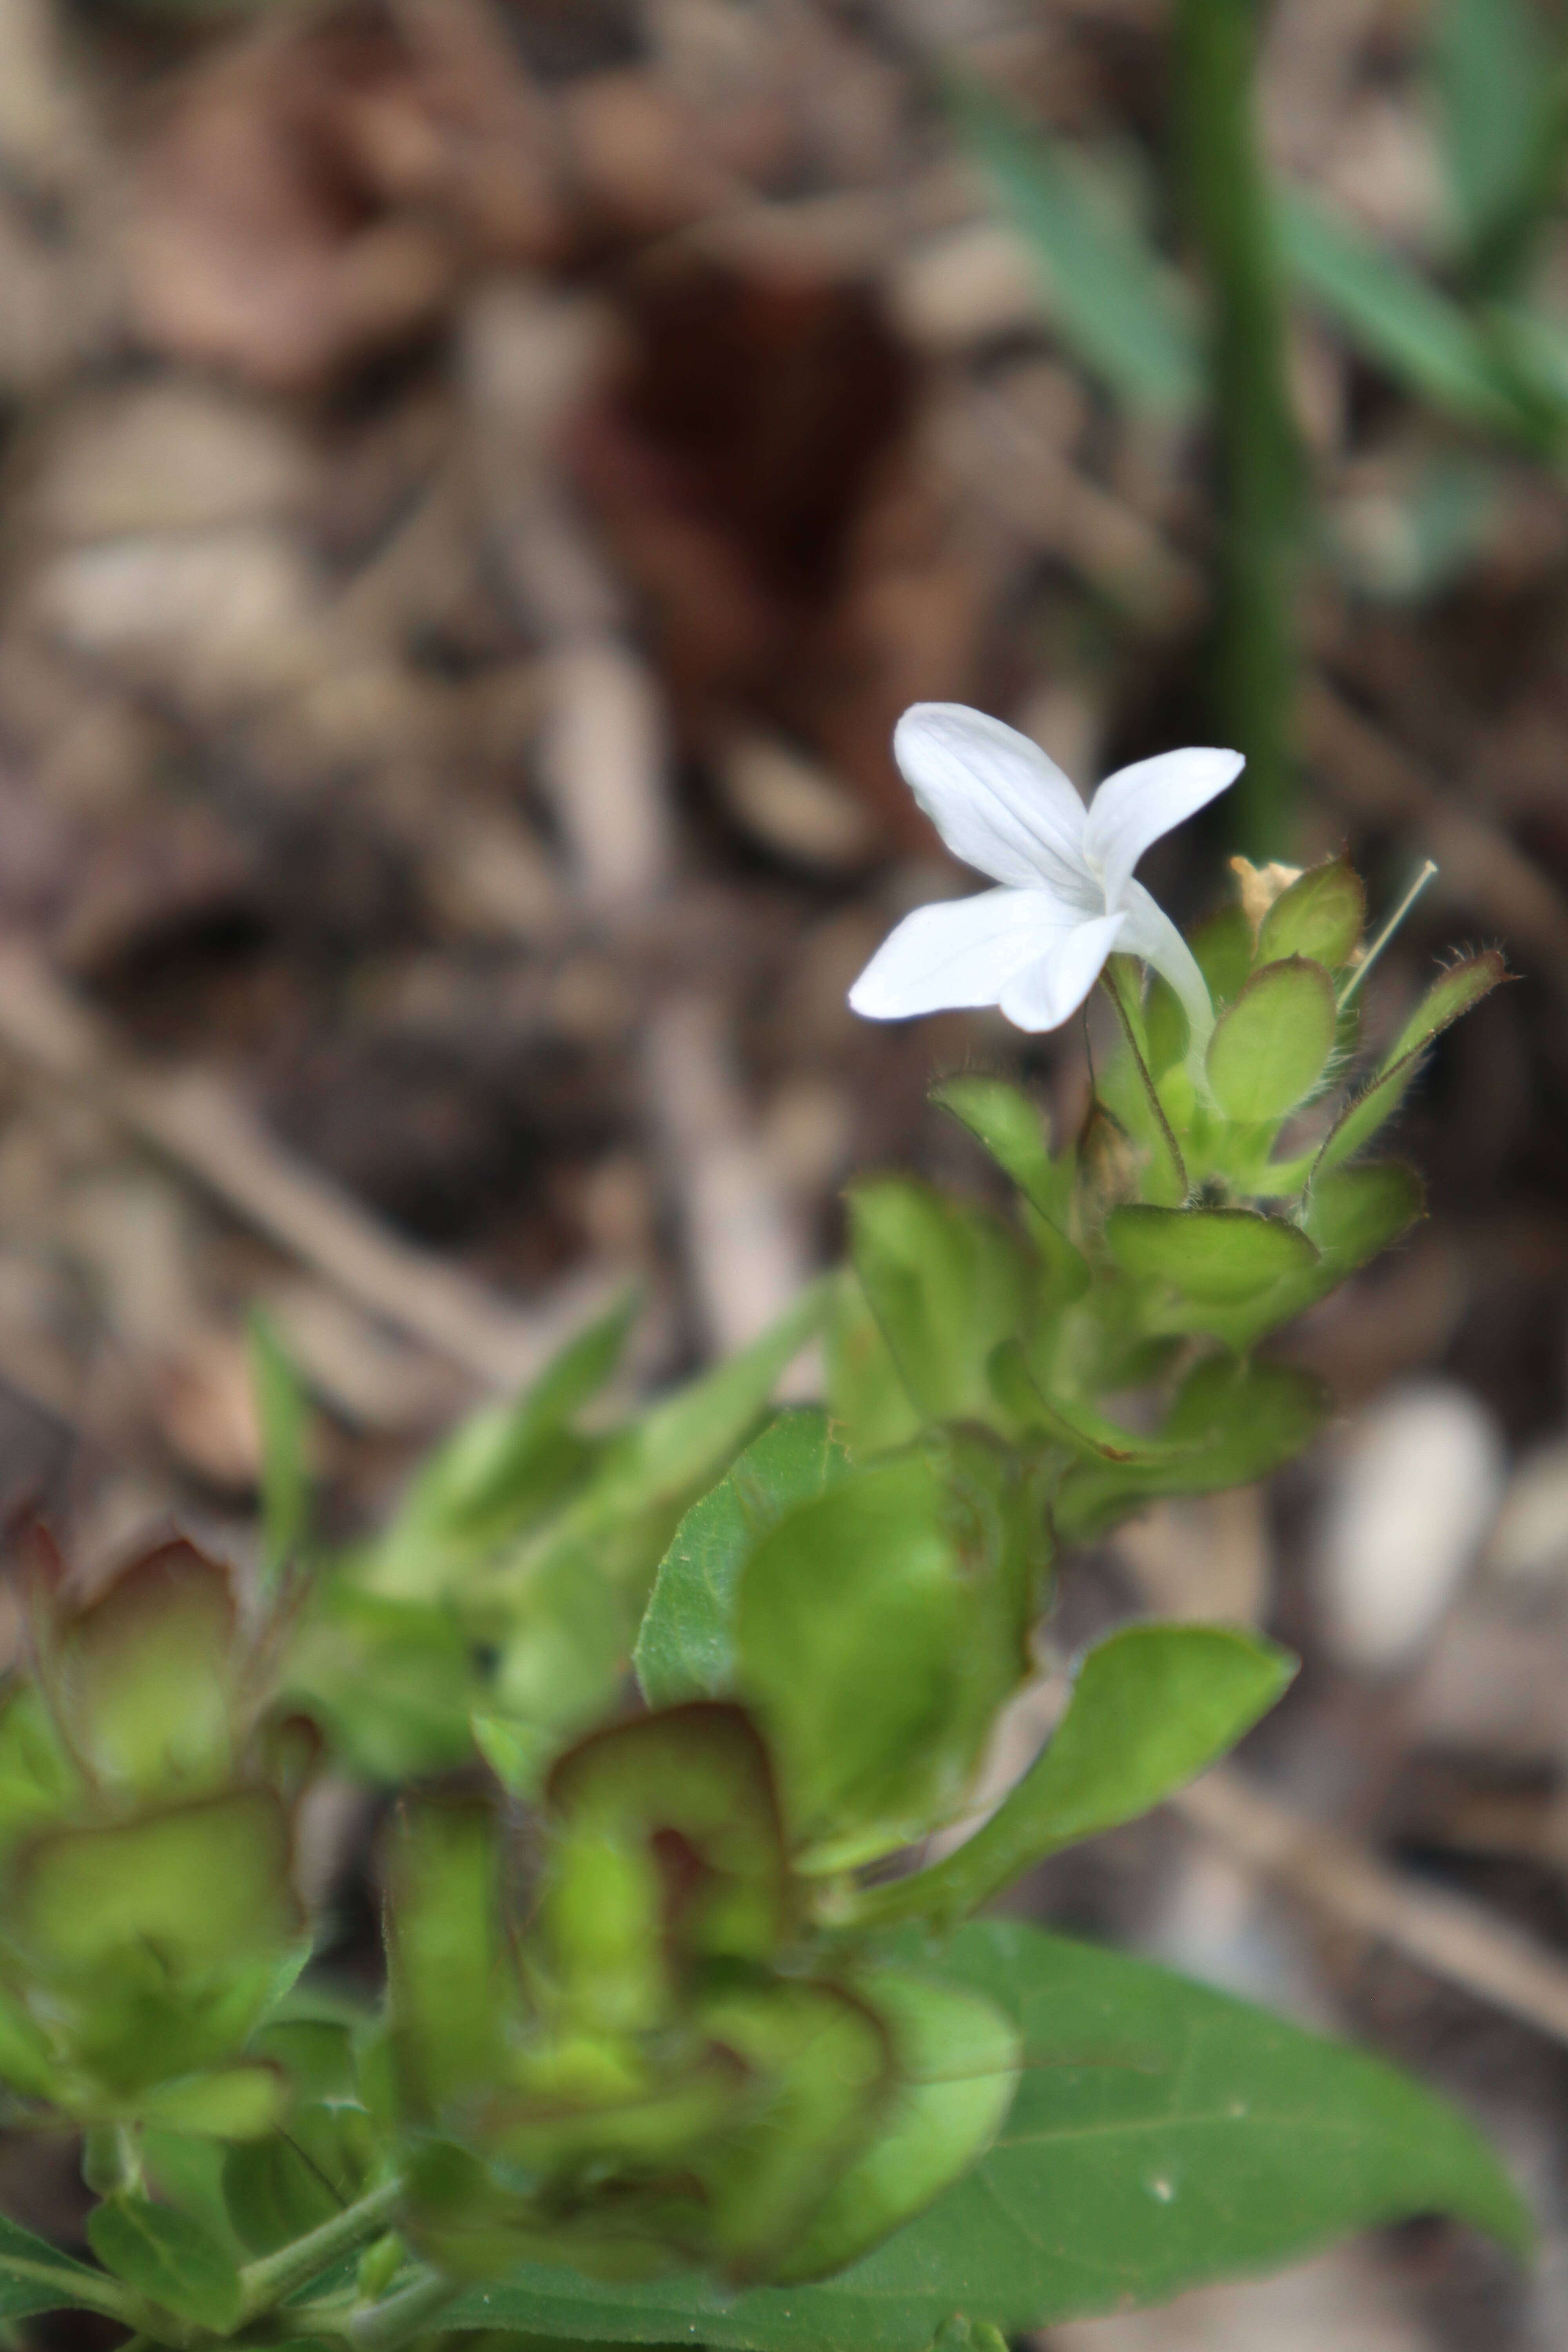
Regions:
[[1175, 0, 1303, 857], [237, 2178, 405, 2321], [347, 2269, 461, 2352], [0, 2256, 136, 2327], [1338, 860, 1438, 1007]]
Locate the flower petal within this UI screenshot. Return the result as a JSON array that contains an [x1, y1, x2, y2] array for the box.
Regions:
[[894, 704, 1093, 896], [997, 911, 1127, 1033], [1083, 746, 1244, 909], [848, 888, 1078, 1020], [1117, 881, 1214, 1045]]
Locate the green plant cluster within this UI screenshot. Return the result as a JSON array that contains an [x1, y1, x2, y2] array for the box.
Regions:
[[0, 859, 1526, 2352]]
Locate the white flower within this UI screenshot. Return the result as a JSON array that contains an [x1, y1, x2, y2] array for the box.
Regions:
[[848, 704, 1243, 1041]]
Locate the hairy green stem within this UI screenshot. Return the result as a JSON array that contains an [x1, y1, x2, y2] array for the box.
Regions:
[[1175, 0, 1303, 856], [237, 2178, 405, 2320], [0, 2255, 136, 2326], [347, 2269, 461, 2352]]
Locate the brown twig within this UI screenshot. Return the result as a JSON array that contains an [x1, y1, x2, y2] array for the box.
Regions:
[[0, 940, 615, 1391], [1177, 1765, 1568, 2047]]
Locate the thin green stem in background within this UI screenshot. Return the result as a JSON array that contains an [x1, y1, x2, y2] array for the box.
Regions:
[[1175, 0, 1303, 856]]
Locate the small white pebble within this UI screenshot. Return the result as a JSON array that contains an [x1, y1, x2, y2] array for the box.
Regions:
[[1485, 1439, 1568, 1591], [1316, 1380, 1506, 1674]]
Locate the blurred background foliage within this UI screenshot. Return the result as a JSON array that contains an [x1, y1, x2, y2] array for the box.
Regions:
[[2, 0, 1568, 2345]]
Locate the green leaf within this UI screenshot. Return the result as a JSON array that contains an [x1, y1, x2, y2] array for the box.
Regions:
[[1054, 1356, 1330, 1541], [1315, 951, 1507, 1176], [249, 1311, 312, 1584], [931, 1080, 1086, 1304], [1207, 957, 1338, 1123], [286, 1589, 478, 1782], [0, 2212, 116, 2323], [446, 1918, 1527, 2350], [989, 1343, 1204, 1469], [366, 1295, 637, 1600], [955, 85, 1202, 416], [0, 1979, 58, 2098], [1304, 1161, 1425, 1277], [929, 1077, 1060, 1224], [1189, 904, 1254, 1011], [847, 1181, 1032, 1430], [1279, 190, 1535, 438], [1256, 857, 1365, 969], [88, 2194, 244, 2332], [1104, 1205, 1319, 1347], [1143, 973, 1189, 1078], [850, 1625, 1295, 1930], [1383, 949, 1511, 1067], [1435, 0, 1551, 267], [607, 1282, 829, 1514], [825, 1271, 925, 1458], [1107, 1205, 1310, 1297], [735, 1432, 1042, 1870], [635, 1411, 852, 1709], [318, 1286, 828, 1784], [221, 2089, 377, 2256]]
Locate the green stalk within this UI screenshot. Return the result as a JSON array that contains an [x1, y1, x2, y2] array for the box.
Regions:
[[0, 2255, 137, 2327], [1175, 0, 1303, 856], [347, 2269, 462, 2352], [237, 2178, 405, 2321]]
